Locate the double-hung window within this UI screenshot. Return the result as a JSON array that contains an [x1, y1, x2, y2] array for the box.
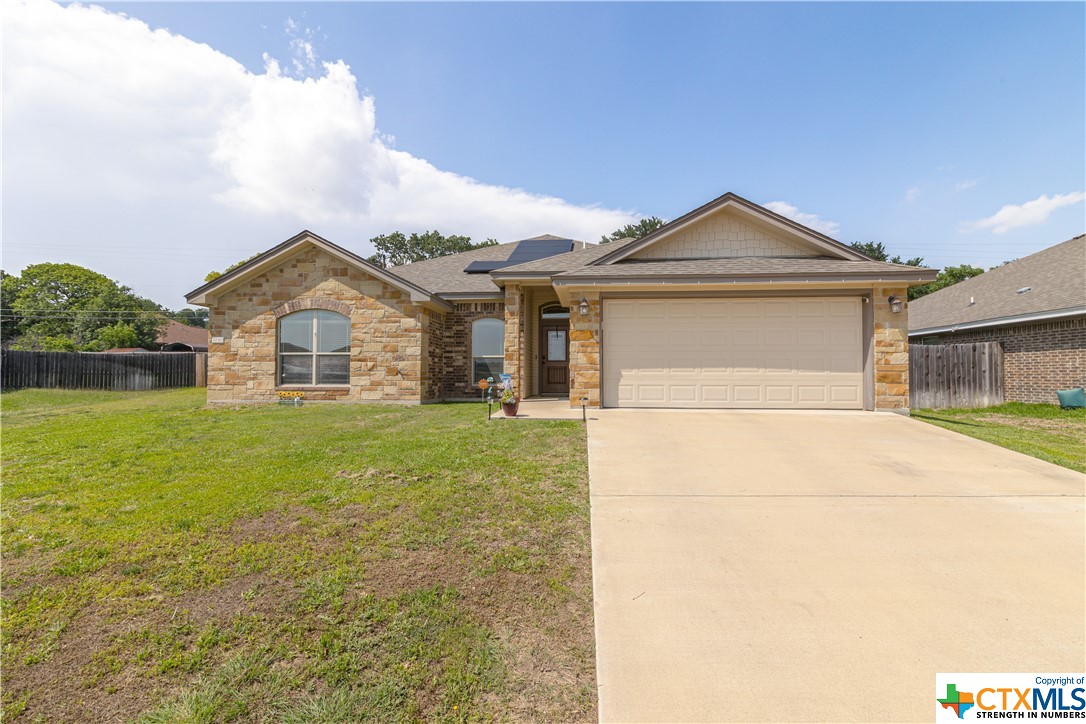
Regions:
[[471, 318, 504, 382], [278, 310, 350, 385]]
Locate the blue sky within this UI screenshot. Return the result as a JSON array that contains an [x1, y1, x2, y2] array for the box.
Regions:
[[4, 1, 1084, 309]]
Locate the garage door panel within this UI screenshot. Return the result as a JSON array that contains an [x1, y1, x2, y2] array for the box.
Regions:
[[797, 386, 828, 402], [602, 297, 864, 409]]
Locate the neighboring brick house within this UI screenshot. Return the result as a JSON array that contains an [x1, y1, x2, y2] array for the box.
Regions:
[[909, 235, 1086, 404], [186, 192, 936, 410]]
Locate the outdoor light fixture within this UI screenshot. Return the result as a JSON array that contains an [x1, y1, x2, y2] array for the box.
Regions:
[[579, 297, 589, 316], [580, 396, 588, 422], [888, 295, 904, 314]]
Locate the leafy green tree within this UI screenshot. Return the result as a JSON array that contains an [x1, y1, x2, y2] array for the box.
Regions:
[[170, 308, 208, 328], [909, 264, 985, 300], [94, 322, 141, 350], [849, 241, 925, 267], [848, 242, 983, 300], [601, 217, 666, 244], [2, 263, 165, 350], [204, 253, 262, 283], [365, 231, 498, 268]]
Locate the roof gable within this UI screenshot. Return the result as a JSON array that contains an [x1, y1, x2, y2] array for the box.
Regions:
[[593, 192, 869, 265], [629, 207, 825, 260], [185, 231, 447, 309]]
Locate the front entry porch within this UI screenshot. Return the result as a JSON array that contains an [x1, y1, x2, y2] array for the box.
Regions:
[[505, 285, 571, 399]]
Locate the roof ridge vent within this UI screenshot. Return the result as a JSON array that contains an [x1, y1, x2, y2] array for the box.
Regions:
[[1016, 286, 1032, 294]]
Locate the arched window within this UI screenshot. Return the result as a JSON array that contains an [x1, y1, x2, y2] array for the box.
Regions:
[[278, 310, 350, 385], [540, 303, 570, 320], [471, 318, 505, 382]]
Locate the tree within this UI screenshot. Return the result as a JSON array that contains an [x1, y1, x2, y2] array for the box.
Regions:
[[204, 253, 261, 283], [848, 242, 986, 300], [601, 217, 666, 244], [94, 322, 141, 350], [1, 263, 165, 350], [170, 308, 208, 328], [365, 231, 498, 268], [849, 241, 924, 267], [909, 264, 985, 300]]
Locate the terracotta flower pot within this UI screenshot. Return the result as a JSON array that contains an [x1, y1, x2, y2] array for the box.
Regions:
[[501, 400, 520, 417]]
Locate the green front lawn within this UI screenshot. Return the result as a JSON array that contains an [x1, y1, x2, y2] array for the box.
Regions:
[[1, 389, 595, 722], [913, 402, 1086, 473]]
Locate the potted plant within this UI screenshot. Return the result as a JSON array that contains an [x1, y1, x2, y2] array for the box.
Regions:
[[500, 385, 519, 417]]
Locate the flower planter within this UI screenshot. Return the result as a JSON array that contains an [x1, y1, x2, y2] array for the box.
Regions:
[[501, 400, 520, 417]]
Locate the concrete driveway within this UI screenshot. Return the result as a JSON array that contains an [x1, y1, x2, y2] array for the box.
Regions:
[[588, 410, 1085, 723]]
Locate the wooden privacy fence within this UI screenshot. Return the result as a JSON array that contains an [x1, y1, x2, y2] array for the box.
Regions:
[[909, 342, 1003, 409], [1, 350, 208, 391]]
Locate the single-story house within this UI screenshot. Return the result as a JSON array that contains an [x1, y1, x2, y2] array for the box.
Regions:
[[185, 192, 937, 410], [909, 234, 1086, 403], [156, 319, 210, 352]]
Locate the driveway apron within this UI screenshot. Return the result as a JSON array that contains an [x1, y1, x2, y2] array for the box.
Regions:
[[587, 410, 1085, 723]]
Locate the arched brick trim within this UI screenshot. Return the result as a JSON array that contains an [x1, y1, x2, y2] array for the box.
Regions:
[[272, 297, 352, 319]]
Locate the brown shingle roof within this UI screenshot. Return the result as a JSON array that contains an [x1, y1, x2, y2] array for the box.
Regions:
[[552, 256, 937, 281], [390, 236, 588, 295], [156, 319, 210, 350], [908, 235, 1086, 333], [493, 237, 641, 275]]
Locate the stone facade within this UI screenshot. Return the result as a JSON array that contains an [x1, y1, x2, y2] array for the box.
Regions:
[[439, 301, 504, 400], [873, 285, 910, 411], [504, 284, 527, 393], [204, 247, 919, 411], [922, 317, 1085, 404], [568, 292, 601, 407], [207, 246, 430, 404]]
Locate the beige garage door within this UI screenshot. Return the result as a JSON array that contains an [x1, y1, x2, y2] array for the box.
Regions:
[[602, 298, 863, 409]]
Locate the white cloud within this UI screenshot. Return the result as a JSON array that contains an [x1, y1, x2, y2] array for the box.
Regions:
[[954, 178, 978, 192], [905, 186, 921, 203], [284, 16, 320, 78], [2, 1, 637, 306], [961, 192, 1086, 234], [762, 201, 841, 237]]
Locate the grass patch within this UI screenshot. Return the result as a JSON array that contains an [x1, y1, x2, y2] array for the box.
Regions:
[[913, 402, 1086, 472], [1, 388, 595, 722]]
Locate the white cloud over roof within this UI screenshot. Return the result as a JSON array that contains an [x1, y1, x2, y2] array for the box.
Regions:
[[961, 191, 1086, 234], [3, 1, 637, 306]]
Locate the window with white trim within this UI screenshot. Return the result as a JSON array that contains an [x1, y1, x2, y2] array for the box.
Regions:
[[278, 310, 351, 385], [471, 317, 504, 383]]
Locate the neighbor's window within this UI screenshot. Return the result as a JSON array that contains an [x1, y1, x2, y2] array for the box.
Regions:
[[471, 317, 504, 382], [278, 310, 350, 386]]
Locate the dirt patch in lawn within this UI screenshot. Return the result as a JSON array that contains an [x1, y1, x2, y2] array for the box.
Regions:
[[6, 571, 295, 723], [982, 413, 1083, 433], [5, 507, 596, 723]]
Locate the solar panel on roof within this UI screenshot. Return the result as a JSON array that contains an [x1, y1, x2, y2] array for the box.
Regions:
[[463, 260, 514, 274], [463, 238, 574, 273], [504, 238, 574, 264]]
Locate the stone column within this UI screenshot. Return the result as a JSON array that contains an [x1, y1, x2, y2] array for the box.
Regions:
[[504, 284, 523, 392], [873, 285, 910, 411], [569, 291, 601, 407]]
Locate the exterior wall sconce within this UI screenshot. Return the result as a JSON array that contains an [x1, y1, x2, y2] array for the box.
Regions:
[[888, 295, 904, 314], [579, 297, 590, 316]]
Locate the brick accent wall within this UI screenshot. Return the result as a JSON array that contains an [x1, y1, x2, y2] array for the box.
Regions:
[[568, 292, 601, 407], [439, 301, 504, 399], [207, 246, 427, 403], [923, 317, 1086, 403], [421, 308, 444, 402], [874, 285, 910, 411]]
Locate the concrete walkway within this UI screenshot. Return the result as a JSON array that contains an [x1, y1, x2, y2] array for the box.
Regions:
[[587, 410, 1085, 723]]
